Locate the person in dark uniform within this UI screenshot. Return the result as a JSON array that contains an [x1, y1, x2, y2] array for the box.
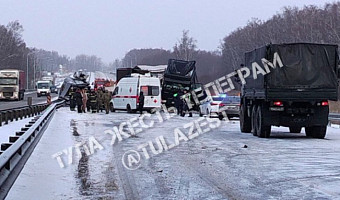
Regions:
[[88, 89, 97, 113], [69, 87, 76, 111], [181, 90, 192, 117], [75, 88, 83, 113], [138, 91, 145, 115], [97, 88, 104, 112], [103, 90, 112, 114], [174, 91, 184, 115]]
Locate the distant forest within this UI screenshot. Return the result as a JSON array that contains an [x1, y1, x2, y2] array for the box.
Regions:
[[1, 2, 340, 86]]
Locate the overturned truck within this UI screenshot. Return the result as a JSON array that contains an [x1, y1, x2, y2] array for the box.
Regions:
[[162, 59, 199, 107], [239, 43, 340, 139]]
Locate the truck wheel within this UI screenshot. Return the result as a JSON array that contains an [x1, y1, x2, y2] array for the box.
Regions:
[[127, 104, 132, 113], [289, 127, 302, 133], [251, 105, 258, 136], [305, 127, 313, 137], [240, 104, 251, 133], [256, 105, 271, 138], [306, 126, 326, 139], [110, 103, 115, 112]]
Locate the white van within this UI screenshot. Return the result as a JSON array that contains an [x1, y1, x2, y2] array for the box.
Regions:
[[110, 75, 161, 112], [36, 80, 52, 97]]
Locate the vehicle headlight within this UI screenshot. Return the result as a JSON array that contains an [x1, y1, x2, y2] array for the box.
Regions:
[[13, 92, 18, 97]]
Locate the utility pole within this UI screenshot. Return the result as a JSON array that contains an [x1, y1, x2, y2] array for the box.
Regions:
[[26, 52, 35, 90]]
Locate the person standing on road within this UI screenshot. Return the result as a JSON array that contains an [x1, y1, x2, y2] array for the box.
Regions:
[[97, 88, 104, 112], [69, 87, 76, 111], [81, 88, 88, 113], [103, 90, 111, 114], [75, 88, 83, 113], [138, 91, 145, 115], [88, 89, 97, 113], [174, 91, 183, 115], [181, 90, 192, 117]]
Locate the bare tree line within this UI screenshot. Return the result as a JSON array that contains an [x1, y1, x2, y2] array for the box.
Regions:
[[221, 3, 340, 72]]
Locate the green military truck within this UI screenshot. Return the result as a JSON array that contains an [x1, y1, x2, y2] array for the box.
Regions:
[[239, 43, 340, 139]]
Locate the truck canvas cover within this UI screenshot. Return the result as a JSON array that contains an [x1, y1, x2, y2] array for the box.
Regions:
[[59, 76, 89, 99], [244, 43, 339, 100], [163, 59, 197, 85]]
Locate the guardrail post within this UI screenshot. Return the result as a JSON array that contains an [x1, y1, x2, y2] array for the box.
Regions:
[[14, 110, 19, 121], [22, 109, 26, 118], [25, 108, 29, 118], [20, 109, 23, 120], [33, 106, 37, 115], [9, 111, 14, 122], [4, 111, 8, 125], [28, 107, 32, 117]]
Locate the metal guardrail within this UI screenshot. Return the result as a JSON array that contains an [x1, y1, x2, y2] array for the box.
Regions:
[[0, 104, 49, 127], [0, 100, 65, 199], [0, 101, 47, 113], [329, 113, 340, 121]]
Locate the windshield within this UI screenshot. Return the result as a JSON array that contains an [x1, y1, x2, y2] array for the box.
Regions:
[[164, 83, 190, 91], [222, 96, 241, 104], [212, 96, 224, 101], [0, 78, 17, 85], [37, 83, 49, 88]]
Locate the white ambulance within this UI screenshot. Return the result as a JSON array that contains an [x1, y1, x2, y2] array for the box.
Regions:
[[110, 75, 161, 112]]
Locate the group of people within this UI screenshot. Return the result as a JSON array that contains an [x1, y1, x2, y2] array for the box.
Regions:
[[69, 87, 112, 114], [173, 90, 193, 117]]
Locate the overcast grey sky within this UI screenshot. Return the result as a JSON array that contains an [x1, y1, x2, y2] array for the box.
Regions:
[[0, 0, 332, 63]]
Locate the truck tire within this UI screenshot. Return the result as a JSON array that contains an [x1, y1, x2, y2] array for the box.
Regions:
[[127, 104, 132, 113], [240, 104, 251, 133], [251, 105, 258, 136], [256, 105, 271, 138], [305, 126, 326, 139], [289, 127, 302, 133]]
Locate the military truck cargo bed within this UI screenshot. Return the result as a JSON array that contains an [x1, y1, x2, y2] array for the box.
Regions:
[[243, 43, 339, 101]]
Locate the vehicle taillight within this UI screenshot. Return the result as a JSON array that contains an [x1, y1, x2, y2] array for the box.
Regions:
[[211, 102, 218, 105], [321, 101, 328, 106], [136, 96, 140, 103], [273, 101, 283, 106], [219, 103, 226, 107]]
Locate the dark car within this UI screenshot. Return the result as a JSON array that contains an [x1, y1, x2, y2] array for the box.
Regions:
[[50, 85, 58, 94], [220, 96, 240, 120]]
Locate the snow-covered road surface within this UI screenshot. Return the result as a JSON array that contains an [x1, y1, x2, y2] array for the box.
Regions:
[[5, 107, 340, 199]]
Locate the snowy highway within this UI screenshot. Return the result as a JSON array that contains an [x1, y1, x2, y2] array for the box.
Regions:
[[0, 92, 58, 111], [5, 107, 340, 200]]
